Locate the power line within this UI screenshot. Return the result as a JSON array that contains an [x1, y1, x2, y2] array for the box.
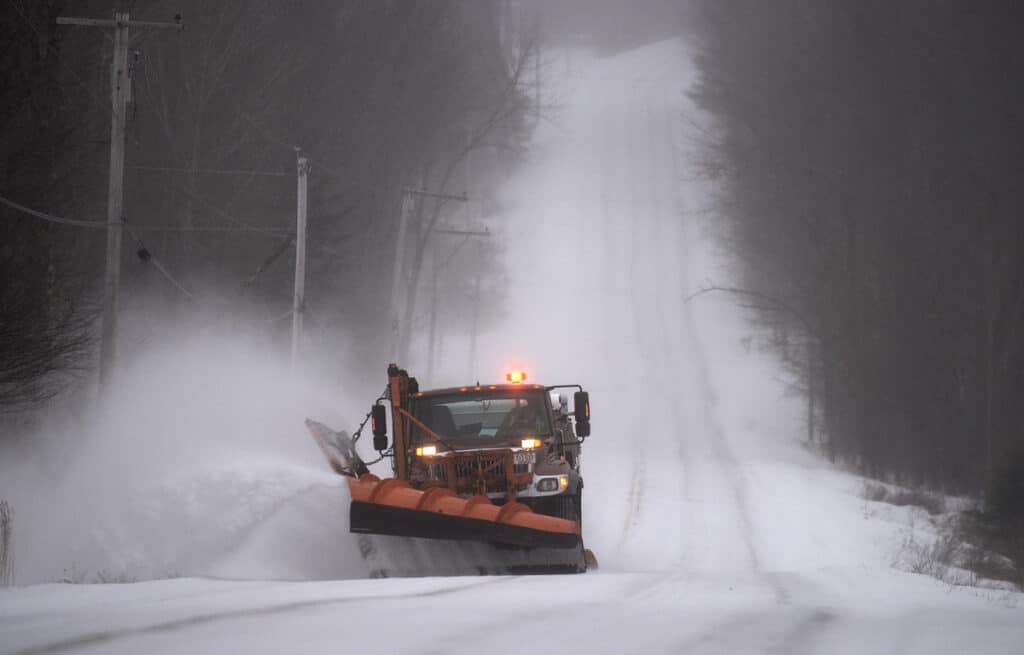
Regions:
[[0, 192, 297, 236], [407, 188, 468, 202], [128, 164, 290, 177], [125, 223, 194, 300], [0, 194, 111, 228], [242, 234, 295, 288], [128, 224, 292, 234], [20, 164, 292, 178], [170, 184, 293, 238]]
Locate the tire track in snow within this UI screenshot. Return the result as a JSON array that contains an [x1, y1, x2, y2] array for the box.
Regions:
[[674, 128, 760, 574], [651, 79, 723, 576], [766, 609, 837, 655], [410, 572, 673, 655], [664, 69, 792, 603], [623, 82, 654, 548], [643, 93, 674, 364], [614, 73, 715, 574], [12, 578, 514, 655], [596, 76, 658, 555], [597, 81, 646, 550], [619, 459, 646, 542], [647, 83, 702, 572], [626, 77, 694, 566], [671, 608, 838, 655], [621, 72, 755, 573], [613, 67, 774, 592], [636, 86, 700, 573]]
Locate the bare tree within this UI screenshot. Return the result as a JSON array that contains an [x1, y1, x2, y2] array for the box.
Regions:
[[396, 26, 537, 364], [688, 0, 1024, 492]]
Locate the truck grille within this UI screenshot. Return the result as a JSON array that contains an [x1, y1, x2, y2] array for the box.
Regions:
[[417, 450, 533, 496]]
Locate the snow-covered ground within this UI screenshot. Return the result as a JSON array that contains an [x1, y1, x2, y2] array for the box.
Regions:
[[2, 39, 1022, 655]]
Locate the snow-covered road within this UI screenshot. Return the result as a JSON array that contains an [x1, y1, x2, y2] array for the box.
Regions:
[[2, 39, 1022, 655], [6, 570, 1020, 655]]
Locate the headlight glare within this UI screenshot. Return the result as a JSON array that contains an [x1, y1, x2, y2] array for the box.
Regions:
[[536, 478, 557, 492], [535, 475, 570, 493]]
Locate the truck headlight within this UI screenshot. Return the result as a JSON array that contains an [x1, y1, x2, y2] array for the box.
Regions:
[[536, 478, 557, 492], [535, 475, 569, 492], [521, 438, 541, 449], [415, 445, 437, 457]]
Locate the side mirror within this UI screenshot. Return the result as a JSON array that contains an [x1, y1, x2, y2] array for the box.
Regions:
[[371, 404, 388, 451], [573, 391, 591, 438]]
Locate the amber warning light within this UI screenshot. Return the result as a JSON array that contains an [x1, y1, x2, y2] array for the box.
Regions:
[[506, 370, 527, 384]]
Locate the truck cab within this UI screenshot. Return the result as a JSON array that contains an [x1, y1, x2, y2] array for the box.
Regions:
[[400, 372, 590, 522]]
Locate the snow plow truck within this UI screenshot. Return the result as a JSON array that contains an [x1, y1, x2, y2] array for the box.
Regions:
[[307, 364, 596, 573]]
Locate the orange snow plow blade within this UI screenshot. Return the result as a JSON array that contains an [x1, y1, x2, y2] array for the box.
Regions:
[[306, 418, 583, 553], [347, 475, 582, 550]]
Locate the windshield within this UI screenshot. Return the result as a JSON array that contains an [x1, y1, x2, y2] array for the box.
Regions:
[[410, 390, 552, 443]]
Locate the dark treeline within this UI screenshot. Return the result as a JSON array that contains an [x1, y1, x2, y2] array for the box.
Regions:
[[1, 1, 534, 409], [688, 1, 1024, 494]]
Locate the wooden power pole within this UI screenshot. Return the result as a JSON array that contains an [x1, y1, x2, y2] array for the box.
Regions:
[[56, 11, 182, 390], [292, 152, 310, 368], [389, 189, 415, 363]]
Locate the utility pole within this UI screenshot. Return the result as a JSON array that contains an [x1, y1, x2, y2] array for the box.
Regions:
[[424, 225, 490, 384], [292, 151, 310, 368], [807, 341, 815, 445], [464, 127, 478, 382], [56, 11, 182, 390], [534, 37, 541, 120], [389, 180, 467, 363], [469, 265, 481, 382], [389, 189, 415, 363], [426, 252, 440, 384]]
